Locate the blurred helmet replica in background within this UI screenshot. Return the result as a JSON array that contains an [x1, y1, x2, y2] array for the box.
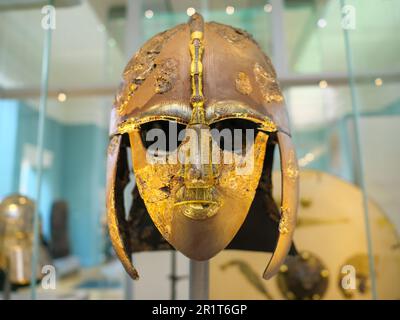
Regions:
[[107, 13, 299, 280], [0, 194, 50, 285]]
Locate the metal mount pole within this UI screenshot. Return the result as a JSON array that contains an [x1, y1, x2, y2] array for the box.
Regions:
[[123, 269, 134, 300], [189, 260, 209, 300], [3, 269, 11, 300], [170, 251, 177, 300]]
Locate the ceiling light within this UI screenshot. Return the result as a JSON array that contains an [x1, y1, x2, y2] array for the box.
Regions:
[[57, 92, 67, 102], [264, 4, 272, 13], [317, 18, 327, 28], [187, 7, 196, 16], [226, 6, 235, 15], [374, 78, 383, 86], [319, 80, 328, 89], [145, 10, 154, 19]]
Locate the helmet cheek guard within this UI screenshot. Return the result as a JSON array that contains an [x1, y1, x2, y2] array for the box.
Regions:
[[264, 131, 299, 279], [106, 135, 139, 279]]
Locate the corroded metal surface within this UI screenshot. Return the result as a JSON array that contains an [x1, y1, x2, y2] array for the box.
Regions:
[[107, 13, 299, 280]]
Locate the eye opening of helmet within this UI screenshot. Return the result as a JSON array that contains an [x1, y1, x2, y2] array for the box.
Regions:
[[139, 120, 186, 152], [136, 118, 270, 155], [209, 118, 261, 153]]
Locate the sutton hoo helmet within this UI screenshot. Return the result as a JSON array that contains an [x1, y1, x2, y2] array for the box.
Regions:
[[106, 14, 299, 280]]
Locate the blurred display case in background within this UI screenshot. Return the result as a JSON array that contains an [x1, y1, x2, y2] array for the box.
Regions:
[[0, 0, 399, 300]]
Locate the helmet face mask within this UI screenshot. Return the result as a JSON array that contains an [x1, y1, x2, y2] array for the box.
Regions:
[[128, 121, 269, 261], [107, 14, 299, 280]]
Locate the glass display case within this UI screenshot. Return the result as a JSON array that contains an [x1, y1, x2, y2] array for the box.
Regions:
[[0, 0, 399, 300]]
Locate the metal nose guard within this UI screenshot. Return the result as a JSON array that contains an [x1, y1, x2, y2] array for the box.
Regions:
[[174, 124, 221, 220], [173, 14, 221, 220]]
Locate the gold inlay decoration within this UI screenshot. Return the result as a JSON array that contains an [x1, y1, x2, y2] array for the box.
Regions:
[[235, 72, 253, 95], [116, 89, 133, 115], [279, 264, 288, 273], [118, 118, 141, 132], [118, 115, 187, 134], [117, 113, 277, 134], [279, 205, 290, 234], [259, 117, 277, 132], [155, 58, 178, 94], [286, 150, 299, 180], [107, 135, 120, 155], [189, 29, 205, 124], [320, 269, 329, 278], [115, 24, 186, 116], [254, 62, 283, 103]]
